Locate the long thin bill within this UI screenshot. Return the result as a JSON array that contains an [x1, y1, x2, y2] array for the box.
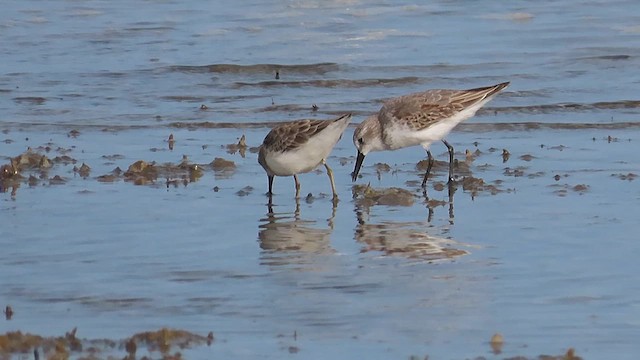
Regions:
[[351, 151, 365, 182]]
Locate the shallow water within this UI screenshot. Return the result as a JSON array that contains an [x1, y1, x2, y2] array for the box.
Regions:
[[1, 0, 640, 359]]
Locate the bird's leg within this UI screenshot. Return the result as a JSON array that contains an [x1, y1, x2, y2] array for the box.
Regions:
[[268, 175, 274, 195], [421, 150, 435, 188], [322, 160, 339, 200], [293, 174, 301, 199], [442, 139, 454, 183]]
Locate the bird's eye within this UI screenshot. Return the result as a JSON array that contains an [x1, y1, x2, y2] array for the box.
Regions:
[[358, 137, 364, 145]]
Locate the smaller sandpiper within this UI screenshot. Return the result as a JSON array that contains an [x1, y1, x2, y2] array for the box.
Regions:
[[258, 113, 352, 199], [352, 82, 509, 186]]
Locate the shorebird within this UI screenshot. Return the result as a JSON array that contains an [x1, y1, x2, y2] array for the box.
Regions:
[[258, 113, 352, 199], [352, 82, 509, 187]]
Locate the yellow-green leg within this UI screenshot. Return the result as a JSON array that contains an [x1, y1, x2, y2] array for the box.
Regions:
[[293, 174, 301, 198], [322, 160, 338, 200]]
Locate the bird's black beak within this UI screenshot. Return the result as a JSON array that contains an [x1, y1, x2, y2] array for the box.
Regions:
[[352, 151, 365, 182]]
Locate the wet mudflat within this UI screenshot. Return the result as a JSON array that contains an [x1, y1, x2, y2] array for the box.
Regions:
[[1, 123, 639, 359], [2, 0, 640, 358]]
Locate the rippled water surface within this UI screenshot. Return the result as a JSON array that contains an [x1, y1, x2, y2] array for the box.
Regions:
[[1, 1, 640, 359]]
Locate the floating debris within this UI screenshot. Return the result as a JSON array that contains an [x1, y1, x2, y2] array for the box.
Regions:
[[12, 149, 54, 170], [416, 158, 448, 171], [124, 160, 158, 184], [101, 154, 125, 161], [489, 333, 504, 354], [178, 155, 192, 169], [374, 163, 391, 173], [465, 149, 475, 162], [502, 149, 510, 162], [125, 337, 136, 357], [503, 167, 525, 177], [432, 182, 447, 192], [49, 175, 66, 185], [527, 171, 546, 179], [226, 135, 247, 157], [73, 163, 91, 178], [126, 160, 154, 174], [235, 186, 253, 197], [0, 159, 18, 179], [4, 306, 13, 320], [168, 133, 175, 150], [210, 157, 235, 171], [28, 175, 39, 187], [0, 327, 211, 359], [13, 96, 46, 105], [461, 176, 503, 196], [572, 184, 589, 193], [480, 12, 534, 22], [352, 184, 415, 207], [305, 193, 315, 204], [612, 172, 637, 181], [38, 155, 52, 169], [564, 348, 582, 360], [52, 155, 77, 165], [128, 328, 210, 354], [97, 167, 123, 183]]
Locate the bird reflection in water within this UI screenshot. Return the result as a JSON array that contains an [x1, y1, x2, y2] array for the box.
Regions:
[[423, 181, 456, 224], [354, 183, 467, 262], [258, 198, 337, 267]]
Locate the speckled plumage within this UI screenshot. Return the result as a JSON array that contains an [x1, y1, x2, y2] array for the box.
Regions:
[[260, 119, 335, 153], [378, 82, 510, 133], [259, 113, 352, 199], [352, 82, 509, 186]]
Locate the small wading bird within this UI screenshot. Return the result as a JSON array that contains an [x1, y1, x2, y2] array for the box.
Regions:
[[352, 82, 509, 187], [258, 113, 352, 200]]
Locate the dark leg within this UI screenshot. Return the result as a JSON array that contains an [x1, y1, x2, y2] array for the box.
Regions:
[[442, 139, 454, 183], [268, 175, 274, 195], [293, 174, 301, 198], [421, 150, 435, 188]]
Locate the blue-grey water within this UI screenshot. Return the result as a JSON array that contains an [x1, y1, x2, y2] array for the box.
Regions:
[[1, 1, 640, 359]]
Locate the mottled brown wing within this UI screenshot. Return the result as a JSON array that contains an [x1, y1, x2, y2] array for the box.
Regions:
[[379, 90, 464, 131], [262, 119, 333, 152], [379, 82, 509, 131]]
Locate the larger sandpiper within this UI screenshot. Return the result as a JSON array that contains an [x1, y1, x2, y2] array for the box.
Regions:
[[259, 113, 352, 199], [352, 82, 509, 187]]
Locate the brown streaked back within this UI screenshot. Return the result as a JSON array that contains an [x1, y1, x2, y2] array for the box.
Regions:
[[262, 119, 335, 153], [379, 82, 510, 131]]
